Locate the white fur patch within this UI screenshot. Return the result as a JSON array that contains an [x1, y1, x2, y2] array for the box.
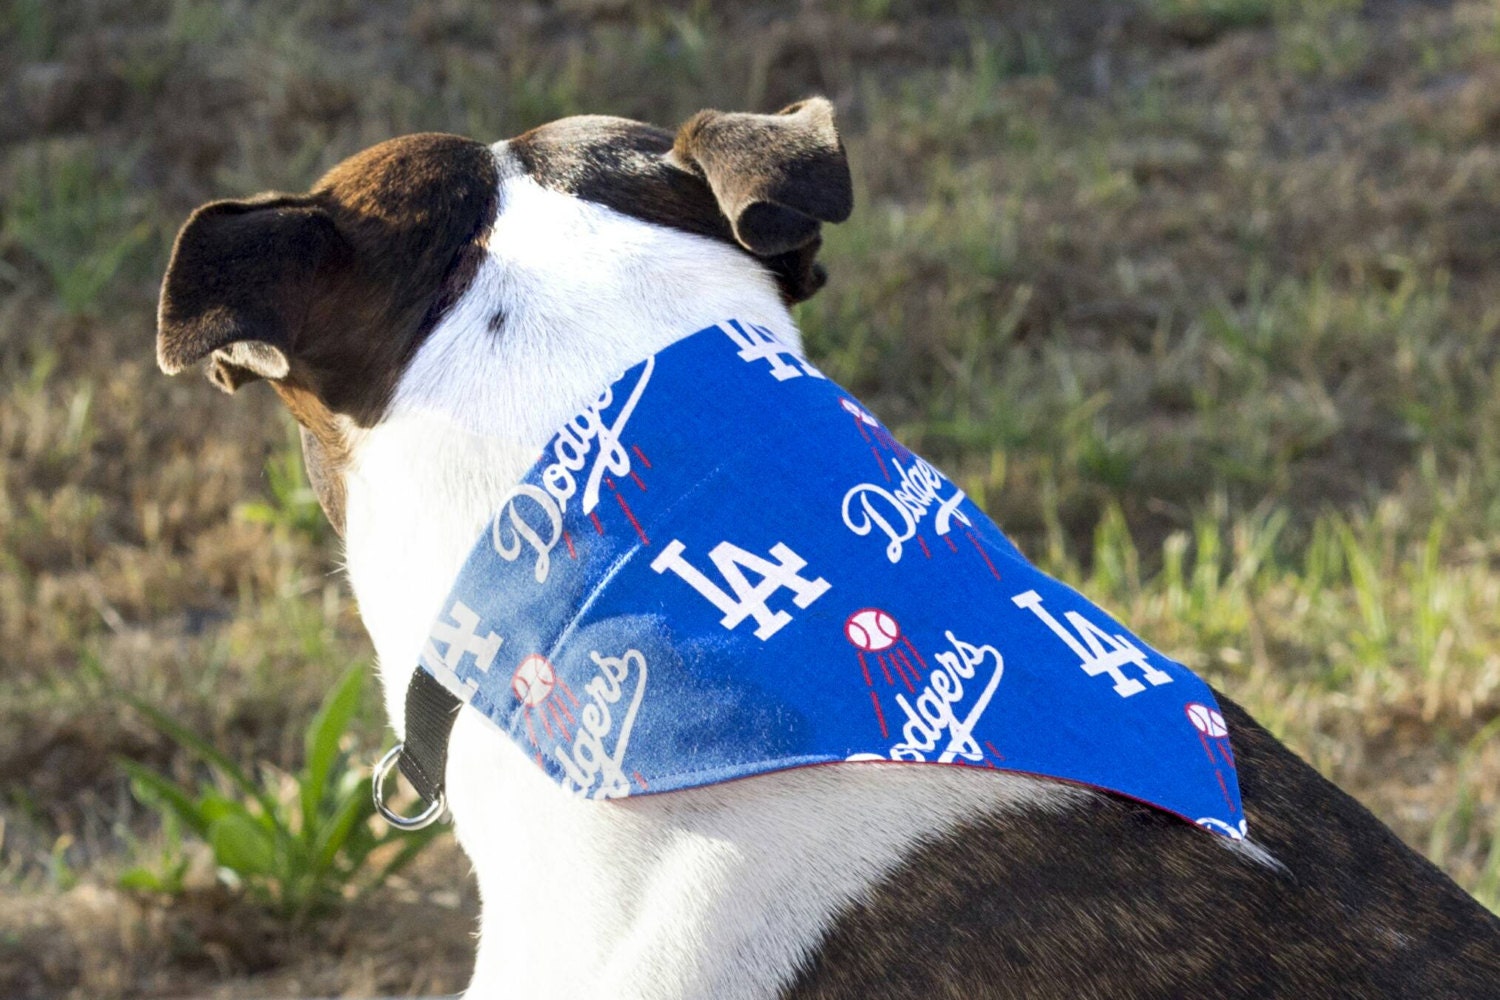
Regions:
[[1223, 835, 1285, 872], [341, 143, 1080, 999]]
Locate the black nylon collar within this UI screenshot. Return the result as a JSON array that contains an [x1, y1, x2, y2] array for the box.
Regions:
[[396, 667, 461, 810]]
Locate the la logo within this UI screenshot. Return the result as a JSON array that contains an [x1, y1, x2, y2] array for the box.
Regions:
[[425, 600, 504, 695], [718, 320, 825, 382], [652, 538, 831, 640], [1011, 590, 1173, 698]]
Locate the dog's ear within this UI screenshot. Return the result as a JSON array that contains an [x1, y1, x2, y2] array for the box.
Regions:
[[673, 97, 853, 259], [157, 195, 346, 393]]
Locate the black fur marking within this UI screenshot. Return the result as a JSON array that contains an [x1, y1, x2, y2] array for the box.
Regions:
[[510, 116, 739, 242], [509, 100, 849, 305]]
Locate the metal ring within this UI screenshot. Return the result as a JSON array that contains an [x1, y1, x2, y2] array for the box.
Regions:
[[372, 744, 446, 831]]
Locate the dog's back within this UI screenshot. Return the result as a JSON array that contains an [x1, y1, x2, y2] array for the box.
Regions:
[[791, 699, 1500, 998]]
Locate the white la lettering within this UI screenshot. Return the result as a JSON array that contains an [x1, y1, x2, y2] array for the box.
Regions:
[[552, 648, 648, 800], [718, 320, 825, 381], [492, 484, 563, 584], [651, 539, 830, 640], [842, 456, 971, 563], [888, 631, 1004, 763], [1011, 590, 1173, 697], [423, 600, 503, 695], [539, 356, 653, 516]]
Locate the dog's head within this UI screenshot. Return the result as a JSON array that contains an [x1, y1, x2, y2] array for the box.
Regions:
[[156, 99, 851, 534]]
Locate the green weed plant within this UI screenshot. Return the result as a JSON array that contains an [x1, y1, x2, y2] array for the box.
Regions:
[[120, 665, 440, 924]]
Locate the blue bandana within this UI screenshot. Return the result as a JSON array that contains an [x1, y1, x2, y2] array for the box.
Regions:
[[417, 320, 1247, 839]]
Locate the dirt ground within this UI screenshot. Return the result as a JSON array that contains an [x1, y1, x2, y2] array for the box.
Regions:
[[0, 842, 478, 999]]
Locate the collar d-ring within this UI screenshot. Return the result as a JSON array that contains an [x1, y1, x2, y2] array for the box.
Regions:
[[373, 743, 446, 830]]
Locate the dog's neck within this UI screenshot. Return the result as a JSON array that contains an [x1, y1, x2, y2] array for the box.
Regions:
[[342, 158, 797, 728], [337, 159, 1070, 999]]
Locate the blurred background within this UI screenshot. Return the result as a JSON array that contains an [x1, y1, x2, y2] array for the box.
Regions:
[[3, 0, 1499, 996]]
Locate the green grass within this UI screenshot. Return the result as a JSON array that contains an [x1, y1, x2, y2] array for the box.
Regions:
[[0, 141, 156, 315], [122, 664, 440, 923], [236, 422, 332, 544], [1150, 0, 1275, 33], [3, 0, 62, 61], [1053, 498, 1500, 913]]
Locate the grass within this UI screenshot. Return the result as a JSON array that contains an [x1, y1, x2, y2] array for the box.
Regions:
[[0, 141, 156, 315], [121, 664, 441, 923], [2, 0, 1499, 995], [235, 423, 333, 544]]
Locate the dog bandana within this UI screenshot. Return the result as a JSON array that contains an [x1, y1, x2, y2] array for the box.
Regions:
[[408, 320, 1247, 839]]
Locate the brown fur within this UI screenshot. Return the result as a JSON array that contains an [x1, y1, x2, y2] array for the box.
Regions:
[[158, 105, 849, 531], [157, 132, 501, 531]]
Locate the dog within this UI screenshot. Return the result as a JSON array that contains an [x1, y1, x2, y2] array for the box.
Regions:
[[155, 98, 1500, 998]]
